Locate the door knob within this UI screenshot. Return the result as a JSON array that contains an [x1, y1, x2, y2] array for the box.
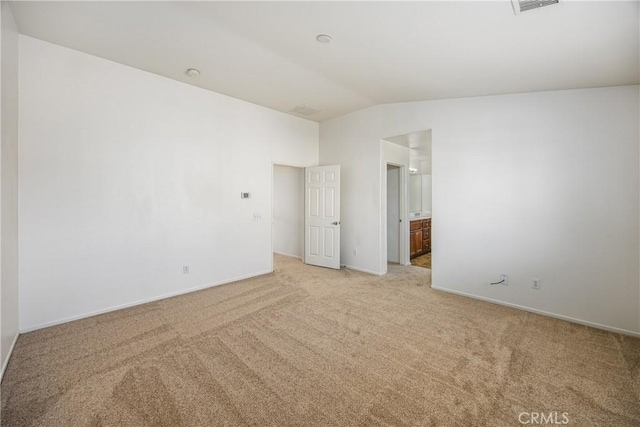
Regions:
[[332, 221, 340, 225]]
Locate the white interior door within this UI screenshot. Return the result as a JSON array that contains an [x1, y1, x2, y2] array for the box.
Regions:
[[305, 165, 341, 269]]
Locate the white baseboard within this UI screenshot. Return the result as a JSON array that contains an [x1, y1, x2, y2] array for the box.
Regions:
[[20, 270, 272, 333], [1, 332, 19, 382], [431, 285, 640, 338], [273, 251, 302, 260], [344, 264, 384, 276]]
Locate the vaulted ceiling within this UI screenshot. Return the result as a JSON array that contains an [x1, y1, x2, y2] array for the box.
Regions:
[[9, 1, 639, 122]]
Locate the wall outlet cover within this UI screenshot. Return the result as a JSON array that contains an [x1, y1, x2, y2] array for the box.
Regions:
[[532, 278, 541, 290]]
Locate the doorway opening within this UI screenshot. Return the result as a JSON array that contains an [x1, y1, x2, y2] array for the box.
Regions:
[[382, 130, 432, 272], [272, 164, 305, 270], [408, 131, 432, 270]]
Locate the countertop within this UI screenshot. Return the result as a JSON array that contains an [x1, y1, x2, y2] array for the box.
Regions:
[[410, 214, 431, 221]]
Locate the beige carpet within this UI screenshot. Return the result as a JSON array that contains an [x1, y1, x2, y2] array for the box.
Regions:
[[2, 255, 640, 426]]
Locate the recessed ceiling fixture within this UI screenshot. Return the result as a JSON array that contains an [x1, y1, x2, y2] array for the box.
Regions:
[[185, 68, 200, 77], [511, 0, 559, 15], [315, 34, 332, 44]]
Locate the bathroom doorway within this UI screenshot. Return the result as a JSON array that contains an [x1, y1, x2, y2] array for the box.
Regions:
[[408, 131, 432, 269]]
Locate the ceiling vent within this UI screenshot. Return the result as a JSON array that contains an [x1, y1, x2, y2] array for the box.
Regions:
[[289, 104, 321, 116], [512, 0, 559, 14]]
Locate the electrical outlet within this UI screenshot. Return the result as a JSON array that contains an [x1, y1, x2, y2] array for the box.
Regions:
[[532, 278, 541, 290], [500, 274, 509, 286], [183, 265, 190, 274]]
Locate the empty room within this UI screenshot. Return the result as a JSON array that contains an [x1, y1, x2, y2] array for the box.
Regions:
[[1, 1, 639, 426]]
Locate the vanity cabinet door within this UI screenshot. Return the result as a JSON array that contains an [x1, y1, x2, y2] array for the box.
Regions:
[[410, 228, 423, 258], [422, 218, 431, 253]]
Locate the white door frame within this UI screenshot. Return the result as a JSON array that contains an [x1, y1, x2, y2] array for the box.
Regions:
[[271, 162, 308, 273], [382, 162, 409, 273], [385, 165, 401, 264]]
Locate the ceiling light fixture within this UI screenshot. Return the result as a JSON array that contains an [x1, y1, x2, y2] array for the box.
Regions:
[[186, 68, 200, 77], [316, 34, 332, 44]]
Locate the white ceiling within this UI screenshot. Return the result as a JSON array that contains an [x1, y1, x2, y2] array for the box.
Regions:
[[9, 1, 640, 122]]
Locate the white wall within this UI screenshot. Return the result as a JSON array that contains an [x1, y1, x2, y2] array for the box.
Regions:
[[273, 165, 304, 259], [386, 166, 399, 264], [321, 86, 640, 335], [19, 36, 318, 331], [1, 1, 19, 377]]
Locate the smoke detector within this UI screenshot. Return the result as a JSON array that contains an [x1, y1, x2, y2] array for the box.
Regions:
[[290, 104, 321, 116], [316, 34, 332, 44], [512, 0, 559, 15]]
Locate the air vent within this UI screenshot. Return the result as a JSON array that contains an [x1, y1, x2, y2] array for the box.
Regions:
[[512, 0, 559, 14], [289, 104, 321, 116]]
